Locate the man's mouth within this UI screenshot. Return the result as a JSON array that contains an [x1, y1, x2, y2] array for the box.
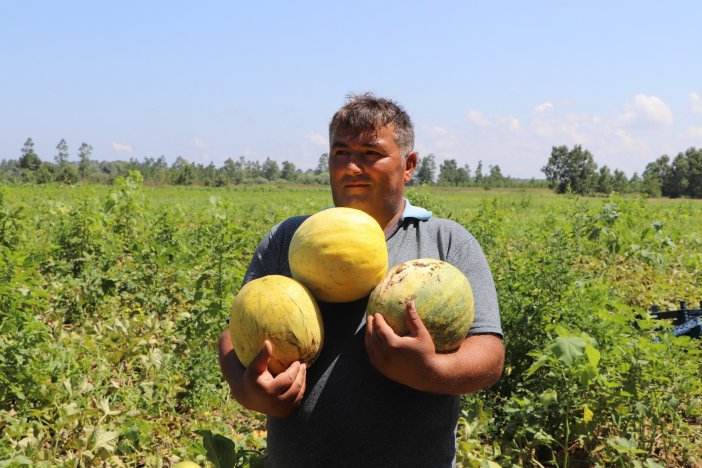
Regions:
[[344, 180, 371, 188]]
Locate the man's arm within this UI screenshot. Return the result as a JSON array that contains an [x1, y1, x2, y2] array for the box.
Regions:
[[218, 328, 307, 417], [365, 302, 504, 395]]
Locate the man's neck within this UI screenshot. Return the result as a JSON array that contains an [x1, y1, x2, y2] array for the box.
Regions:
[[381, 199, 406, 239]]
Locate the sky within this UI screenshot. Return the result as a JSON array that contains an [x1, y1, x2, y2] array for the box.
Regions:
[[1, 1, 701, 179]]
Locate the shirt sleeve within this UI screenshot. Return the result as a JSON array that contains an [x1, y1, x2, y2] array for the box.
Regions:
[[243, 228, 282, 285], [242, 216, 308, 286], [447, 230, 503, 337]]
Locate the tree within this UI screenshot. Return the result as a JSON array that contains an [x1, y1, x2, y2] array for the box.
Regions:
[[642, 155, 671, 197], [438, 159, 458, 186], [641, 148, 702, 198], [244, 159, 262, 180], [629, 172, 642, 193], [55, 163, 79, 184], [281, 161, 298, 181], [415, 153, 437, 185], [683, 147, 702, 198], [612, 169, 628, 194], [486, 165, 505, 187], [262, 157, 281, 181], [170, 157, 194, 185], [78, 142, 93, 179], [315, 153, 329, 175], [19, 138, 41, 170], [55, 139, 69, 166], [474, 161, 484, 184], [455, 166, 470, 186], [541, 145, 598, 195], [596, 166, 613, 194], [223, 157, 245, 184]]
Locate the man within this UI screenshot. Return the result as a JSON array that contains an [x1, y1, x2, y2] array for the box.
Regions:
[[218, 93, 504, 467]]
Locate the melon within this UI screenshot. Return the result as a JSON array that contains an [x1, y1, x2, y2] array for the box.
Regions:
[[289, 207, 388, 303], [173, 462, 201, 468], [366, 258, 474, 352], [229, 275, 323, 374]]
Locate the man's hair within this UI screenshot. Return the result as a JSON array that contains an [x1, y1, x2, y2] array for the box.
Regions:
[[329, 93, 414, 157]]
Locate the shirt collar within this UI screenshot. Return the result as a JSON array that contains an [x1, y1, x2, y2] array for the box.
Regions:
[[401, 198, 432, 221]]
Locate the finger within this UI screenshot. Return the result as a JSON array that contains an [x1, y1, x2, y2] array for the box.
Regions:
[[371, 313, 396, 346], [269, 360, 302, 394], [365, 314, 376, 343], [293, 363, 307, 405], [249, 340, 273, 377], [280, 362, 306, 403], [405, 301, 430, 339]]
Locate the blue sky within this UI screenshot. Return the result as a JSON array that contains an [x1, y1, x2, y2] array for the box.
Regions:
[[2, 1, 700, 178]]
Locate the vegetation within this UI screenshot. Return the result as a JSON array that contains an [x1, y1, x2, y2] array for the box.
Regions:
[[1, 177, 700, 466], [6, 138, 701, 198], [542, 144, 702, 198]]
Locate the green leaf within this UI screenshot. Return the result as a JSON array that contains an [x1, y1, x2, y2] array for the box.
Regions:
[[196, 429, 237, 468], [524, 356, 547, 378], [539, 389, 558, 405], [549, 335, 587, 366], [585, 344, 600, 367]]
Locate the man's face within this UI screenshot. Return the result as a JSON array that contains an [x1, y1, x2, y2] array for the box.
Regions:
[[329, 124, 416, 227]]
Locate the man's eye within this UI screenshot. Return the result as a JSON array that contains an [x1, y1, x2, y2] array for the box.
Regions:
[[365, 151, 382, 157]]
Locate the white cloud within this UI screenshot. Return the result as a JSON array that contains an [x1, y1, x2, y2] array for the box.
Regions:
[[415, 92, 698, 178], [305, 132, 327, 146], [690, 92, 702, 114], [616, 94, 673, 128], [193, 137, 208, 149], [428, 126, 448, 136], [467, 110, 490, 127], [467, 111, 520, 131], [112, 141, 134, 156], [504, 115, 521, 131], [534, 102, 554, 113]]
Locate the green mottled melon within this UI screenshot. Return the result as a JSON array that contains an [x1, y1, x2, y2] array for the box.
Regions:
[[366, 258, 474, 352], [229, 275, 324, 374]]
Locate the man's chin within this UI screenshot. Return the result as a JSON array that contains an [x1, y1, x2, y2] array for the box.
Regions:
[[332, 196, 371, 211]]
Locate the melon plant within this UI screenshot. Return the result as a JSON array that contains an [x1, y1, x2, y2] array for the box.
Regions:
[[366, 258, 474, 352], [229, 275, 324, 374], [289, 207, 388, 303]]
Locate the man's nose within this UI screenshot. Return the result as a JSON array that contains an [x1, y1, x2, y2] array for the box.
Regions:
[[345, 153, 363, 175]]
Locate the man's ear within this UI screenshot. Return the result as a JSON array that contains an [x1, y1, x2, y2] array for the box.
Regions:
[[404, 151, 418, 182]]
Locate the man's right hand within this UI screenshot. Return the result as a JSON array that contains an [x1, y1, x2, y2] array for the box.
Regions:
[[218, 329, 307, 417]]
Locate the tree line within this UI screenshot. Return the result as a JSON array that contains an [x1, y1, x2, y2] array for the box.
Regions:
[[1, 138, 544, 189], [542, 145, 702, 198], [7, 137, 697, 197]]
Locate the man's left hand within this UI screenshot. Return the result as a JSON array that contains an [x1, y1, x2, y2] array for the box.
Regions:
[[364, 301, 439, 391]]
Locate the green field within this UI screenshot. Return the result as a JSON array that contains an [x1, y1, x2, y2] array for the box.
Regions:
[[1, 175, 701, 466]]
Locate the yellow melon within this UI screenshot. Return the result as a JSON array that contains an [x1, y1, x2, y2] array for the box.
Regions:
[[289, 207, 388, 303], [229, 275, 323, 374]]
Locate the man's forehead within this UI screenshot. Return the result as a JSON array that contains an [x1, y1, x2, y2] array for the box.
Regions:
[[331, 125, 394, 146]]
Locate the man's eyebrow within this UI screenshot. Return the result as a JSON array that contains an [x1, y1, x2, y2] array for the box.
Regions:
[[331, 141, 383, 149]]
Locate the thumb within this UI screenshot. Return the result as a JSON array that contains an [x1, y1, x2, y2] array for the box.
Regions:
[[249, 339, 273, 375], [405, 301, 430, 339]]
